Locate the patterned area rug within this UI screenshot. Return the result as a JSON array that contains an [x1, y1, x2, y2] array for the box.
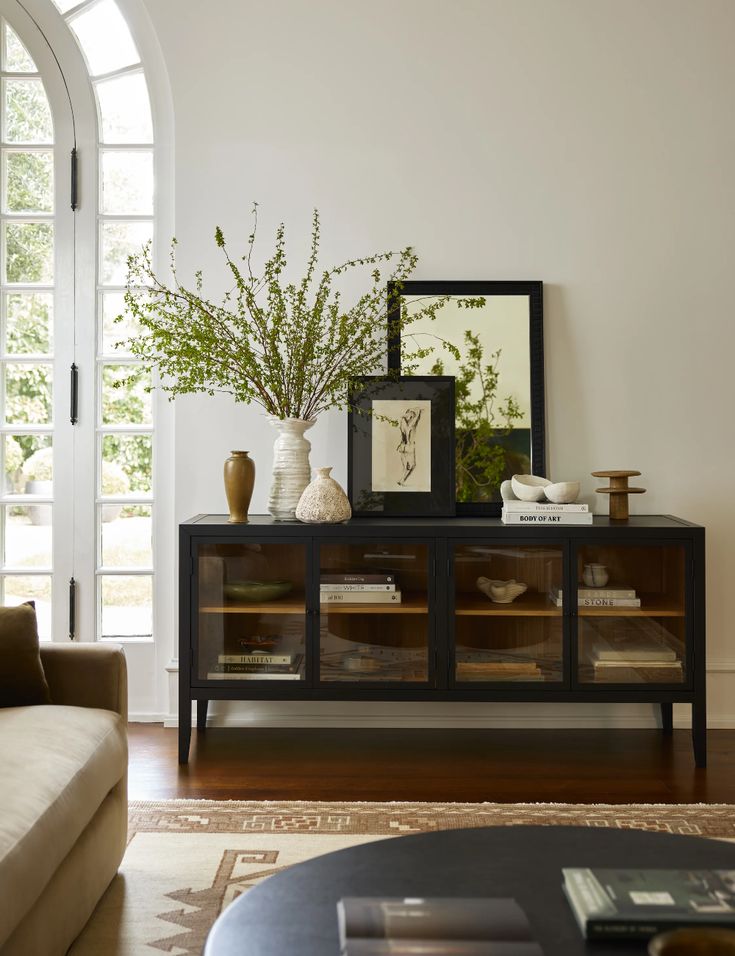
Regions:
[[70, 800, 735, 956]]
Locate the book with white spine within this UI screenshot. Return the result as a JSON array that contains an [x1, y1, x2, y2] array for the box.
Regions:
[[502, 501, 589, 513], [320, 590, 402, 604], [502, 510, 593, 525], [320, 584, 396, 592]]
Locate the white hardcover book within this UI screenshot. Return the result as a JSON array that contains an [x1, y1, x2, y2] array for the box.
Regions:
[[593, 648, 678, 662], [502, 501, 589, 513], [548, 595, 641, 608], [319, 584, 396, 592], [320, 590, 402, 604], [207, 672, 303, 680], [579, 597, 642, 608], [502, 511, 593, 525], [593, 660, 681, 669], [218, 654, 293, 665], [553, 586, 637, 600]]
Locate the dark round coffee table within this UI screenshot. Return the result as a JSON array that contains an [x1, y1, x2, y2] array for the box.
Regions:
[[204, 825, 735, 955]]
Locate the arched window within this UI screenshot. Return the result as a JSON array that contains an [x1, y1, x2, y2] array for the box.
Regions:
[[0, 0, 170, 685]]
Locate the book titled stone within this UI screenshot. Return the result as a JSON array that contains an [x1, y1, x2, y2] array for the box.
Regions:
[[338, 898, 542, 956], [579, 597, 641, 608], [563, 868, 735, 940], [321, 591, 402, 604], [501, 511, 593, 525]]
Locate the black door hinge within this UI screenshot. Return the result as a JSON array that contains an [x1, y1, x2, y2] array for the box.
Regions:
[[71, 148, 78, 210], [69, 577, 76, 640], [70, 364, 78, 424]]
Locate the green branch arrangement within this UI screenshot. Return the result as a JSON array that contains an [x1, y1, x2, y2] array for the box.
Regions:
[[119, 206, 466, 421]]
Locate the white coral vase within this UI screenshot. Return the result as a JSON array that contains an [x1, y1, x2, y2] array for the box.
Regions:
[[267, 417, 315, 520]]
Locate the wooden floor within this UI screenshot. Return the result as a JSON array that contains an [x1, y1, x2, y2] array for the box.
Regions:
[[129, 724, 735, 803]]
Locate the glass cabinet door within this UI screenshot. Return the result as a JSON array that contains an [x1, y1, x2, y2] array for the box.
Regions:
[[452, 543, 564, 684], [318, 541, 431, 684], [575, 543, 687, 685], [195, 542, 307, 683]]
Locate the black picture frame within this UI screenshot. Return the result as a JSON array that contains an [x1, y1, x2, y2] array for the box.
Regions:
[[347, 376, 456, 518], [386, 280, 545, 516]]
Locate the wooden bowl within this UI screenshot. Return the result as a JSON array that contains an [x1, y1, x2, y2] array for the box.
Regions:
[[649, 929, 735, 956], [223, 580, 293, 602]]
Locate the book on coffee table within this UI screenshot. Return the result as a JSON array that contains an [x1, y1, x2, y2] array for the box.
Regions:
[[337, 897, 543, 955], [563, 868, 735, 940]]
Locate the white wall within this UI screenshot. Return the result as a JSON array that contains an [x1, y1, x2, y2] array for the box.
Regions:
[[142, 0, 735, 727]]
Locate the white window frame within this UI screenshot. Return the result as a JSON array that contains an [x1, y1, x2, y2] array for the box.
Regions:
[[7, 0, 174, 717]]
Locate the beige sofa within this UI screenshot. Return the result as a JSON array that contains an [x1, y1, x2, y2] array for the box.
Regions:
[[0, 643, 128, 956]]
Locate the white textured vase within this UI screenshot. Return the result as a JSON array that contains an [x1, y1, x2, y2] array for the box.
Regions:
[[296, 467, 352, 524], [267, 417, 315, 520]]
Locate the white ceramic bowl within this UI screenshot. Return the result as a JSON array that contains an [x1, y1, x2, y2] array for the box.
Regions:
[[477, 577, 528, 604], [511, 474, 551, 502], [545, 480, 581, 504]]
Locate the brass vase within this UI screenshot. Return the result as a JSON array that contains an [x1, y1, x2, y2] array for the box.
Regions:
[[223, 451, 255, 523]]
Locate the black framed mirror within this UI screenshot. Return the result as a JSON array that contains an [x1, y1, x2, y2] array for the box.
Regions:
[[387, 280, 545, 515]]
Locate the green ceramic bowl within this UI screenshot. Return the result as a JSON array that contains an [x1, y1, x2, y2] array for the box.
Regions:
[[223, 580, 293, 602]]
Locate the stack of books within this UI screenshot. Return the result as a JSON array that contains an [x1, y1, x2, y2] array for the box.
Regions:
[[549, 584, 641, 608], [501, 500, 593, 525], [585, 618, 683, 682], [320, 572, 402, 605], [455, 660, 543, 681], [207, 651, 304, 680]]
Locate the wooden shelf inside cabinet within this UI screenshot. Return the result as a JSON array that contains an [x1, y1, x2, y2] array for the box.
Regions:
[[456, 593, 562, 617], [200, 596, 307, 615], [578, 594, 685, 618], [320, 593, 428, 615]]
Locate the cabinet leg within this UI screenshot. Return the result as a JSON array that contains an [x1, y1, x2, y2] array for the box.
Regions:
[[692, 701, 707, 768], [196, 699, 209, 732], [179, 695, 192, 764], [660, 702, 673, 735]]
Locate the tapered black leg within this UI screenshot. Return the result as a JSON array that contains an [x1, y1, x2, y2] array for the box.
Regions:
[[692, 701, 707, 768], [660, 702, 673, 735], [178, 693, 192, 764], [197, 699, 209, 732]]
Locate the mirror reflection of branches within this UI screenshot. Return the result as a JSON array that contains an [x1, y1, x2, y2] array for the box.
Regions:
[[429, 331, 522, 502], [387, 282, 545, 514]]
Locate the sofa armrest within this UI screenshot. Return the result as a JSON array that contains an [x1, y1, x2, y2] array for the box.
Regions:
[[40, 643, 127, 722]]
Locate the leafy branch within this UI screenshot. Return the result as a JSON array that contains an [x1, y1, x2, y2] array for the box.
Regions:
[[119, 207, 464, 420]]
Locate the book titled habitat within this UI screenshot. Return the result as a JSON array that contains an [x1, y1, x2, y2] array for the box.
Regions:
[[563, 868, 735, 940]]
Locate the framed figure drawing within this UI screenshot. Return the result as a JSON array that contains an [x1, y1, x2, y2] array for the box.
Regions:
[[387, 280, 545, 516], [348, 376, 455, 517]]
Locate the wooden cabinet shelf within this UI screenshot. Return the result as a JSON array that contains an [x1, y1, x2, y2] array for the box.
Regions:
[[179, 514, 706, 768], [200, 596, 307, 615], [455, 593, 562, 617], [320, 594, 428, 615]]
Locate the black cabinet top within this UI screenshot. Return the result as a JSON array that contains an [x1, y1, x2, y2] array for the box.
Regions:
[[181, 514, 703, 535]]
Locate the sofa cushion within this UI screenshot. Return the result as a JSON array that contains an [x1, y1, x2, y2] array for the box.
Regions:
[[0, 705, 127, 947], [0, 603, 50, 708]]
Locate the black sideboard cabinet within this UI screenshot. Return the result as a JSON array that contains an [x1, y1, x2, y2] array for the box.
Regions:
[[179, 515, 705, 766]]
